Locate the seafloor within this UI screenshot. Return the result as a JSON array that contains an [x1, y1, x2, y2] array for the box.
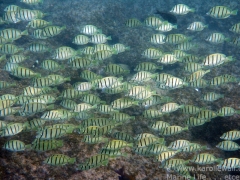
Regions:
[[0, 0, 240, 179]]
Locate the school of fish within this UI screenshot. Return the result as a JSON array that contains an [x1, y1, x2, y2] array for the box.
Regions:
[[0, 1, 240, 179]]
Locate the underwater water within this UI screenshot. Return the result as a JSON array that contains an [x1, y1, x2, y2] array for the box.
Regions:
[[0, 0, 240, 179]]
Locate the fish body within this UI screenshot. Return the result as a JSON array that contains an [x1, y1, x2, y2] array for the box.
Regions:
[[207, 6, 237, 19]]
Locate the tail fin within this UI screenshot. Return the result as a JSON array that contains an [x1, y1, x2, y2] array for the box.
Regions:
[[46, 104, 54, 110], [190, 8, 195, 13], [0, 55, 6, 62], [21, 30, 28, 36], [231, 10, 238, 15], [61, 26, 66, 31], [69, 157, 76, 164]]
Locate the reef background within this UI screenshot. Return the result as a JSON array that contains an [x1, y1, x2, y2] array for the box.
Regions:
[[0, 0, 240, 179]]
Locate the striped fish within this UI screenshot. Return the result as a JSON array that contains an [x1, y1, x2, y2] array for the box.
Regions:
[[156, 150, 180, 162], [197, 110, 218, 120], [112, 112, 135, 123], [105, 64, 130, 75], [134, 62, 162, 72], [0, 28, 28, 42], [218, 107, 239, 117], [31, 139, 63, 151], [187, 70, 210, 82], [147, 144, 169, 155], [20, 102, 53, 115], [23, 86, 47, 96], [125, 18, 142, 27], [160, 126, 188, 136], [168, 139, 190, 150], [207, 6, 237, 19], [94, 50, 113, 61], [44, 154, 75, 166], [191, 153, 221, 165], [149, 121, 170, 131], [81, 70, 102, 81], [144, 16, 163, 28], [78, 154, 109, 170], [0, 94, 16, 100], [184, 62, 202, 72], [0, 123, 24, 136], [217, 158, 240, 169], [26, 43, 49, 52], [230, 23, 240, 33], [59, 88, 82, 99], [20, 0, 43, 5], [112, 132, 134, 142], [203, 92, 224, 101], [98, 104, 118, 114], [202, 53, 232, 67], [170, 4, 195, 15], [164, 77, 187, 89], [70, 57, 92, 69], [150, 34, 166, 44], [23, 119, 46, 131], [216, 140, 240, 151], [74, 103, 96, 112], [41, 60, 63, 71], [187, 22, 207, 31], [31, 29, 45, 39], [165, 34, 188, 44], [160, 103, 184, 113], [0, 107, 16, 116], [3, 11, 21, 23], [41, 110, 63, 121], [53, 46, 77, 60], [72, 35, 89, 45], [186, 117, 207, 127], [42, 26, 66, 38], [96, 76, 122, 89], [0, 99, 15, 110], [74, 82, 92, 91], [111, 98, 138, 110], [220, 130, 240, 141], [9, 55, 28, 63], [83, 135, 108, 144], [142, 48, 162, 59], [155, 22, 177, 32], [32, 77, 54, 87], [90, 34, 111, 44], [142, 109, 163, 118], [206, 33, 228, 43], [136, 137, 165, 148], [16, 9, 37, 21], [0, 81, 16, 89], [93, 44, 112, 53], [176, 41, 195, 51], [0, 44, 23, 54], [27, 19, 51, 28], [81, 25, 101, 35], [11, 66, 40, 78], [131, 71, 157, 82], [60, 99, 76, 110], [112, 43, 129, 54], [4, 5, 21, 12], [82, 94, 105, 105], [104, 140, 133, 150], [36, 128, 67, 139], [182, 143, 205, 152], [3, 140, 27, 151], [189, 78, 208, 88]]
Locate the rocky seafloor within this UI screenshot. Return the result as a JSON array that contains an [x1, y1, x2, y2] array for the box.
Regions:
[[0, 0, 240, 179]]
